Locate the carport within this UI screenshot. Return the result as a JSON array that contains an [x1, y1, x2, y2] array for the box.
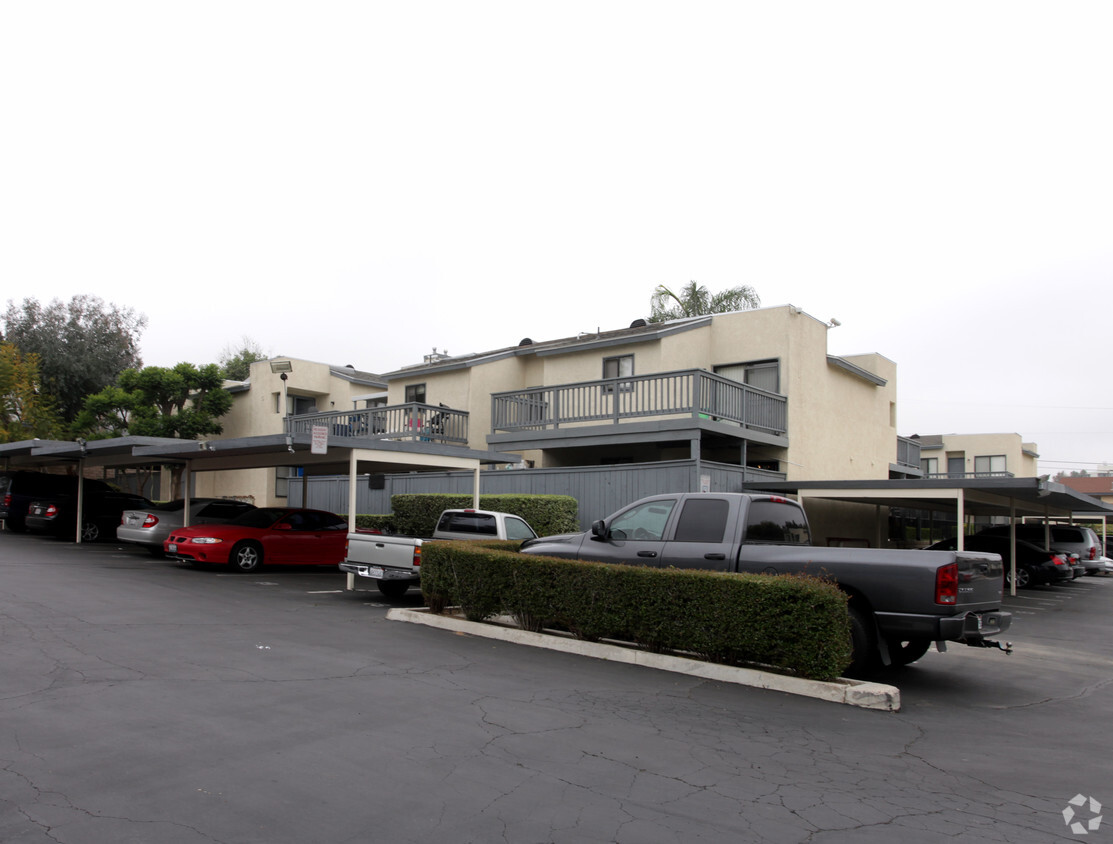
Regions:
[[1, 433, 519, 541], [758, 476, 1113, 593]]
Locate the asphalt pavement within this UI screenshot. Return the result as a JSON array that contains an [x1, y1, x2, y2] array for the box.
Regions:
[[1, 531, 1110, 843]]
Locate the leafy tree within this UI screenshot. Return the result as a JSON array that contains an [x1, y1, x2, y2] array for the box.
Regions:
[[2, 295, 147, 422], [648, 281, 761, 323], [0, 342, 64, 442], [219, 337, 268, 381], [74, 363, 234, 440]]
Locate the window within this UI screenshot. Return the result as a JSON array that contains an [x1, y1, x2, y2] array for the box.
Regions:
[[974, 455, 1007, 477], [673, 498, 730, 542], [609, 498, 676, 541], [715, 359, 780, 393], [602, 355, 634, 392], [921, 457, 939, 477], [405, 384, 426, 404], [743, 499, 810, 544], [275, 466, 303, 498]]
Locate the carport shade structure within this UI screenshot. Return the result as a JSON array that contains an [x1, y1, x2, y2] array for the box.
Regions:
[[757, 477, 1113, 595], [0, 433, 520, 543]]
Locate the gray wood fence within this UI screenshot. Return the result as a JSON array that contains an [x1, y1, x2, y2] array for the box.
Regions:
[[288, 460, 785, 531]]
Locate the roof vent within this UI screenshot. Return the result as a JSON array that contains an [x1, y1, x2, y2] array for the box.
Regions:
[[519, 337, 533, 346], [423, 348, 451, 364], [630, 318, 648, 328]]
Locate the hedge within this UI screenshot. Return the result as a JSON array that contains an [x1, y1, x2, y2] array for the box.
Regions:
[[420, 541, 853, 682], [385, 494, 579, 538]]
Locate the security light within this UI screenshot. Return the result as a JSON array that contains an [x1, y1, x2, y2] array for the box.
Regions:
[[269, 360, 293, 374]]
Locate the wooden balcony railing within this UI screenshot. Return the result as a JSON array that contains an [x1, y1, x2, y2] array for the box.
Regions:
[[491, 369, 787, 436], [285, 403, 468, 446]]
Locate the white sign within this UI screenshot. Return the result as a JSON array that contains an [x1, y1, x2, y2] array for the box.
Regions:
[[311, 425, 329, 455], [700, 473, 711, 493]]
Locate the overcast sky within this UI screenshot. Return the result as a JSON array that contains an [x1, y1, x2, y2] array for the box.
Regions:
[[2, 2, 1111, 477]]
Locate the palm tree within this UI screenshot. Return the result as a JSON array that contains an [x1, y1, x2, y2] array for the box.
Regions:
[[648, 281, 761, 323]]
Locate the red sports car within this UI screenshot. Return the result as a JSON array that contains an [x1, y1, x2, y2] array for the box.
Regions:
[[164, 507, 349, 572]]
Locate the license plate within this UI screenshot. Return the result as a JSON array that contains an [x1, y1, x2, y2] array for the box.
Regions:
[[369, 566, 384, 579], [167, 543, 177, 553]]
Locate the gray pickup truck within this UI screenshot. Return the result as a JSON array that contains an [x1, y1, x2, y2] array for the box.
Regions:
[[520, 492, 1012, 675]]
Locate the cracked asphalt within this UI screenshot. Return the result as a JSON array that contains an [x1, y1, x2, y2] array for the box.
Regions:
[[1, 531, 1110, 843]]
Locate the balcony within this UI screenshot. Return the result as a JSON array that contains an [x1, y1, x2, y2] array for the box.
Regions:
[[896, 436, 921, 471], [285, 403, 468, 446], [491, 369, 787, 436]]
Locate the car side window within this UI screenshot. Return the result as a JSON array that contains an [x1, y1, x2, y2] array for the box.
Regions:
[[673, 499, 729, 542], [319, 512, 347, 531], [504, 517, 536, 541], [609, 500, 675, 541]]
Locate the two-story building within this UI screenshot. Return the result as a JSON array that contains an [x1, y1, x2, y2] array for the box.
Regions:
[[192, 358, 387, 506], [377, 305, 918, 483], [912, 433, 1040, 480]]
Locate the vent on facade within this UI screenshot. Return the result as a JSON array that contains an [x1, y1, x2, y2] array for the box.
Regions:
[[519, 338, 533, 346], [630, 318, 648, 328]]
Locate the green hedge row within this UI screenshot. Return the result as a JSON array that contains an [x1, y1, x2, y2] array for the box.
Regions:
[[420, 542, 853, 682], [383, 493, 579, 538]]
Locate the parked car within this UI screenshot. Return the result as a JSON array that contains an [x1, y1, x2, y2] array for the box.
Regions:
[[925, 534, 1073, 588], [26, 488, 153, 542], [1, 471, 109, 533], [978, 524, 1106, 575], [118, 498, 258, 556], [164, 507, 349, 572]]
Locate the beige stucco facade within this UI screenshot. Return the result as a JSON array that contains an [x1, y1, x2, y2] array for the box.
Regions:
[[914, 432, 1040, 479], [383, 306, 904, 483], [195, 358, 385, 506]]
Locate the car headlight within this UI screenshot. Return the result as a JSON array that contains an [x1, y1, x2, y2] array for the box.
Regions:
[[191, 537, 224, 544]]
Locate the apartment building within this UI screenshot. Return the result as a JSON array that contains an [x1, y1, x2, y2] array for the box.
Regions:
[[377, 305, 918, 483], [912, 433, 1040, 480], [193, 358, 386, 506]]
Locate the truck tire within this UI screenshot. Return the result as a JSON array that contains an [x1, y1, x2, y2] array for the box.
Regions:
[[376, 580, 409, 599], [846, 605, 880, 678], [885, 637, 932, 667], [229, 542, 263, 573]]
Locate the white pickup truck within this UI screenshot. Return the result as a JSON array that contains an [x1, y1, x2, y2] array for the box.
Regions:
[[340, 509, 538, 598]]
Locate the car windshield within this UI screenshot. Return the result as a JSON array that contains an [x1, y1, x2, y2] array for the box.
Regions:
[[228, 508, 291, 529]]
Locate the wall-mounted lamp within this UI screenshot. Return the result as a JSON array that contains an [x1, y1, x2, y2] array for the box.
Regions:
[[285, 434, 295, 454], [826, 318, 842, 328]]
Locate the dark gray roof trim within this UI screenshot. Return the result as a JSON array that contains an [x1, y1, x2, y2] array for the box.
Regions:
[[827, 356, 887, 386], [380, 316, 712, 379]]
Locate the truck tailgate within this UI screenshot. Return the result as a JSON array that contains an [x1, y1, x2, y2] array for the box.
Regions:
[[955, 550, 1005, 607]]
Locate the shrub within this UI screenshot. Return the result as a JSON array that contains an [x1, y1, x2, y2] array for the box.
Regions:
[[420, 542, 852, 681]]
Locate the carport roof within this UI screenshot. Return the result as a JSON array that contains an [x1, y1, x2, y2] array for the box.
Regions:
[[0, 434, 519, 476], [755, 477, 1113, 519]]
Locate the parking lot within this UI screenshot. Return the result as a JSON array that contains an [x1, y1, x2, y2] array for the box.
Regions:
[[1, 532, 1111, 843]]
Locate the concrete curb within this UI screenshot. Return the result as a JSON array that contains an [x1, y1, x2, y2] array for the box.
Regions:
[[386, 607, 901, 711]]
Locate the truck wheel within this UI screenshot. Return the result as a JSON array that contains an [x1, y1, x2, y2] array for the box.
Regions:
[[230, 542, 263, 573], [886, 637, 932, 667], [846, 605, 880, 678], [376, 580, 409, 599]]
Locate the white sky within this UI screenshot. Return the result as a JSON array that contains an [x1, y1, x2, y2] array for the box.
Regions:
[[2, 2, 1111, 477]]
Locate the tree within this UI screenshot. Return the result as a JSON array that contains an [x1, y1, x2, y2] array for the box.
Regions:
[[0, 342, 64, 442], [219, 337, 269, 381], [74, 363, 234, 440], [648, 281, 761, 323], [2, 295, 148, 422]]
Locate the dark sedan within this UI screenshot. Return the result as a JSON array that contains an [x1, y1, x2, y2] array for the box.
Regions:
[[26, 489, 154, 542], [926, 534, 1074, 588]]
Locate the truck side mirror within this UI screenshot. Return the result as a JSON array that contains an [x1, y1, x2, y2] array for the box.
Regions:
[[591, 519, 607, 539]]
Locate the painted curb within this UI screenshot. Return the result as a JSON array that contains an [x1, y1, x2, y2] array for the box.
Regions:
[[387, 607, 901, 711]]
